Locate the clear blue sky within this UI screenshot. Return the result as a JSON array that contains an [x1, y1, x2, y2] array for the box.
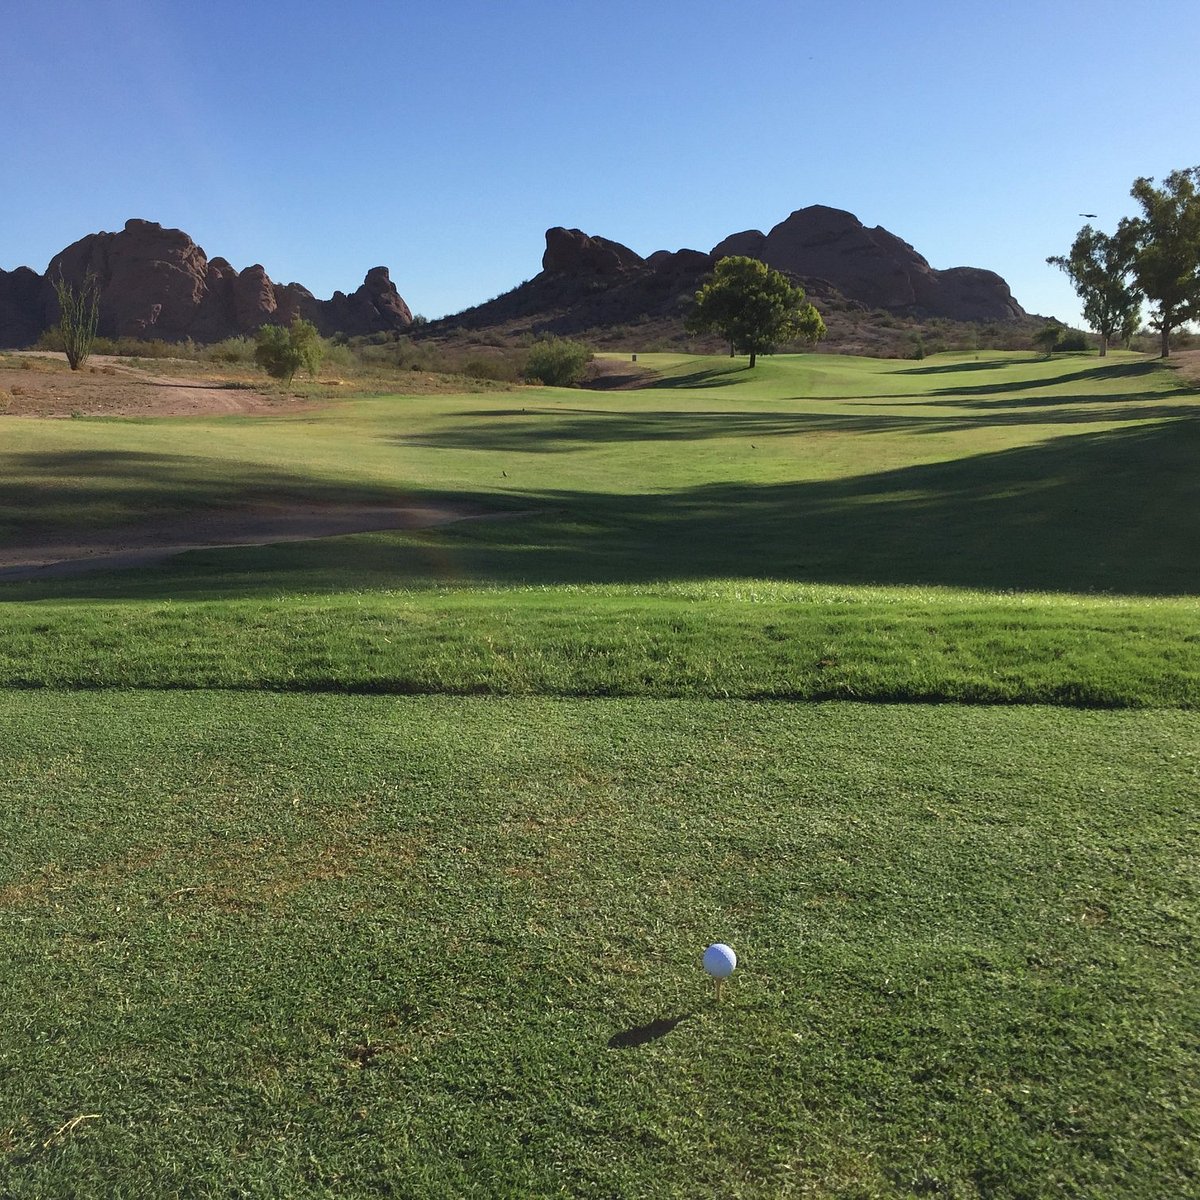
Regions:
[[4, 0, 1198, 327]]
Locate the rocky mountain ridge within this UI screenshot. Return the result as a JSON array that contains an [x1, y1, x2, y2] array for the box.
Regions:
[[434, 205, 1025, 345], [0, 207, 1027, 349], [0, 219, 412, 346]]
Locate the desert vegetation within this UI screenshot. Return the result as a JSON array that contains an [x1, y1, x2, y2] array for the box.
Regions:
[[0, 347, 1196, 1197]]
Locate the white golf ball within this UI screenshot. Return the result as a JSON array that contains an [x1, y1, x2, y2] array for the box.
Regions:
[[703, 943, 737, 978]]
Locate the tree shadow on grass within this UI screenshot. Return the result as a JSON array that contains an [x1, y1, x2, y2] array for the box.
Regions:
[[0, 449, 435, 546], [6, 417, 1197, 600], [889, 357, 1020, 375], [397, 401, 1198, 453], [377, 417, 1200, 596]]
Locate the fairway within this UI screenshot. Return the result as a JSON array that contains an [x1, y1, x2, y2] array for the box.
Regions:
[[1, 351, 1198, 1198]]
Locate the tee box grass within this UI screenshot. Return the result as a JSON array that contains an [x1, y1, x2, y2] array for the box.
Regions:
[[0, 350, 1197, 1197]]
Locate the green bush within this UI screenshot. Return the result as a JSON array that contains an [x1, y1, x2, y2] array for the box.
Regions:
[[463, 353, 526, 383], [523, 337, 592, 386], [254, 318, 324, 384], [201, 336, 256, 364], [1056, 329, 1091, 352]]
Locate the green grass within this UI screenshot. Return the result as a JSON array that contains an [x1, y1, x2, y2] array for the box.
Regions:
[[1, 693, 1196, 1198], [2, 350, 1198, 705], [3, 352, 1197, 598], [1, 351, 1198, 1196], [0, 582, 1197, 706]]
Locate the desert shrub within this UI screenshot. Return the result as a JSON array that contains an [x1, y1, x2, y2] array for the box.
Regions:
[[254, 318, 324, 384], [524, 337, 592, 386], [1056, 329, 1091, 352], [463, 353, 526, 383], [95, 336, 178, 358], [201, 336, 256, 364], [320, 339, 354, 370], [53, 273, 101, 370]]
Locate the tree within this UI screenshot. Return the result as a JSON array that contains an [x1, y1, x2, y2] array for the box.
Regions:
[[1046, 225, 1140, 357], [254, 317, 324, 383], [53, 272, 101, 370], [1032, 320, 1064, 358], [686, 256, 825, 367], [1119, 166, 1200, 358]]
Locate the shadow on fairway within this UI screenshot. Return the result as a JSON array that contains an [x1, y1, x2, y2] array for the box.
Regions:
[[645, 364, 761, 390], [397, 400, 1197, 452], [0, 449, 440, 545], [6, 415, 1197, 601], [890, 357, 1018, 375]]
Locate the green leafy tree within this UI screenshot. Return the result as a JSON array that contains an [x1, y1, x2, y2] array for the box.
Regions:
[[254, 317, 324, 384], [1119, 166, 1200, 358], [686, 256, 826, 368], [53, 272, 101, 370], [1047, 225, 1141, 357], [523, 337, 592, 386]]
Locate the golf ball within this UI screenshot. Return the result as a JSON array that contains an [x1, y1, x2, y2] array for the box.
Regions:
[[703, 943, 737, 978]]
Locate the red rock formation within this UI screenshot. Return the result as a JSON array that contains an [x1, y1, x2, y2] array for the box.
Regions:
[[0, 218, 414, 347], [748, 206, 1024, 321], [542, 228, 644, 276]]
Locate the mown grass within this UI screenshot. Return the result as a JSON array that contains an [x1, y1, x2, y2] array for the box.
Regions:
[[1, 693, 1196, 1198], [1, 351, 1198, 1197], [2, 351, 1198, 706]]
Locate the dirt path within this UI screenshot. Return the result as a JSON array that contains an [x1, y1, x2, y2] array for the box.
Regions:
[[0, 352, 305, 418], [0, 502, 520, 581]]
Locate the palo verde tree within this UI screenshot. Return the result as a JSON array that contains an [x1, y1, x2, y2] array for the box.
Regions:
[[1047, 225, 1141, 357], [53, 272, 101, 370], [254, 316, 324, 384], [686, 256, 826, 367], [1119, 166, 1200, 358], [1031, 320, 1064, 358]]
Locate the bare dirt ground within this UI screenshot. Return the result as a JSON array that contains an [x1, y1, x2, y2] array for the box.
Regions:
[[0, 352, 515, 579], [0, 352, 305, 418]]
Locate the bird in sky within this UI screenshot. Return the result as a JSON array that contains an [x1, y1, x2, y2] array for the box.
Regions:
[[1079, 212, 1098, 218]]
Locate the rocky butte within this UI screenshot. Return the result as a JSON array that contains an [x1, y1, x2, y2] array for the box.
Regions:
[[437, 204, 1026, 343], [0, 206, 1027, 349], [0, 219, 413, 346]]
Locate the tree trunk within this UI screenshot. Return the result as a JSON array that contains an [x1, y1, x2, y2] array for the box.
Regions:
[[1099, 334, 1108, 357], [1161, 325, 1171, 358], [748, 350, 757, 368]]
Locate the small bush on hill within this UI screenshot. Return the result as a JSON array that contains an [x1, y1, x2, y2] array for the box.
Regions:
[[524, 337, 592, 386], [200, 336, 256, 364], [254, 318, 324, 384], [464, 353, 526, 383]]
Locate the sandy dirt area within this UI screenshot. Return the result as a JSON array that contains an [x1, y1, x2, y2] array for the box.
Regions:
[[0, 352, 308, 418]]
